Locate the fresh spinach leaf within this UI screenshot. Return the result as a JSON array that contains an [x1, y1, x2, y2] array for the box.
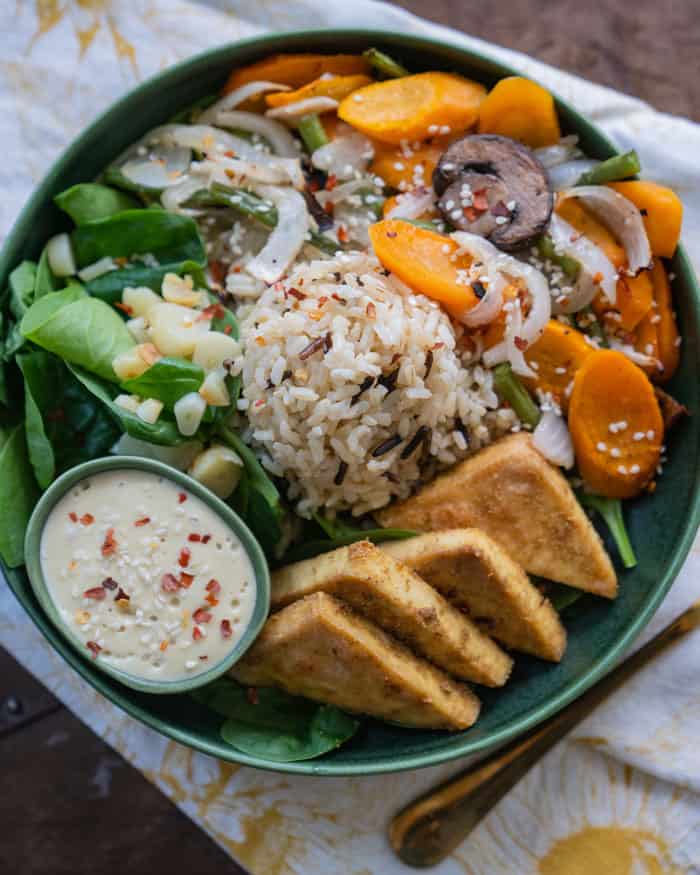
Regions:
[[9, 261, 37, 320], [85, 259, 206, 306], [192, 678, 359, 762], [218, 425, 283, 555], [71, 210, 205, 268], [54, 183, 139, 225], [17, 351, 120, 488], [122, 357, 204, 408], [35, 245, 59, 300], [22, 294, 134, 382], [68, 364, 186, 446], [207, 292, 239, 340], [0, 424, 40, 568]]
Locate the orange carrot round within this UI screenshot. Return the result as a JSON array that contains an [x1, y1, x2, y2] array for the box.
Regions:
[[650, 260, 680, 383], [568, 350, 663, 498], [265, 74, 372, 108], [371, 138, 448, 190], [478, 77, 561, 148], [368, 220, 478, 320], [523, 319, 594, 410], [223, 53, 370, 92], [607, 181, 683, 258], [338, 72, 486, 145]]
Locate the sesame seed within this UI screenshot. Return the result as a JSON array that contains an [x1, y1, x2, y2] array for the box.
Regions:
[[444, 199, 455, 210], [439, 125, 451, 135], [555, 366, 567, 375], [393, 162, 405, 171], [611, 448, 621, 458], [441, 244, 451, 254], [617, 465, 628, 474], [506, 200, 517, 211], [596, 441, 607, 452], [450, 209, 463, 221], [633, 431, 645, 441], [427, 124, 439, 134], [630, 464, 641, 474], [495, 216, 508, 225], [352, 93, 363, 102], [647, 430, 655, 440]]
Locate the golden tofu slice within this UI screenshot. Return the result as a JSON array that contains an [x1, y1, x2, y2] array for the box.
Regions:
[[382, 529, 566, 662], [232, 592, 480, 731], [271, 540, 512, 687], [378, 433, 617, 598]]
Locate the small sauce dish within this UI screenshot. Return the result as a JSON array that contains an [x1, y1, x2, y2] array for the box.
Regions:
[[24, 456, 270, 694]]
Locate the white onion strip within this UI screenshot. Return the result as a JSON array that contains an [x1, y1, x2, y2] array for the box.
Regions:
[[47, 233, 76, 277], [215, 110, 298, 158], [160, 175, 206, 211], [266, 97, 339, 121], [198, 81, 290, 123], [311, 131, 374, 180], [548, 212, 618, 309], [385, 187, 436, 220], [558, 185, 652, 276], [546, 159, 598, 191], [245, 186, 310, 283], [462, 272, 506, 327], [533, 410, 575, 468], [195, 155, 304, 190], [156, 124, 260, 160]]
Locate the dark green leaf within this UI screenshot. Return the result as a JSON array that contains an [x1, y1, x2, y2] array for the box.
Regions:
[[9, 261, 37, 320], [193, 678, 359, 762], [0, 424, 40, 568], [577, 492, 637, 569], [21, 293, 134, 382], [122, 357, 204, 408], [68, 364, 186, 446], [54, 183, 139, 225], [71, 210, 205, 268]]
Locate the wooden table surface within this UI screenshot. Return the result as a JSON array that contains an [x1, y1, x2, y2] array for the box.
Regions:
[[1, 3, 696, 873]]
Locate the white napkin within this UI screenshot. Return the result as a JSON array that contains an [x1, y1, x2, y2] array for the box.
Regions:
[[2, 2, 699, 872]]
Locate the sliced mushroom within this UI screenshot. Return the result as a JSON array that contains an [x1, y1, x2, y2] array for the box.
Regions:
[[433, 134, 553, 251]]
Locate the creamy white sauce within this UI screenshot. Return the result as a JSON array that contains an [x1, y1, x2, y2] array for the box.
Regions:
[[40, 470, 256, 682]]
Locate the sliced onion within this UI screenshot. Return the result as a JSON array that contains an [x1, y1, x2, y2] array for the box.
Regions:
[[196, 155, 304, 189], [385, 187, 436, 220], [315, 178, 371, 206], [558, 185, 652, 275], [155, 124, 260, 160], [502, 297, 535, 377], [160, 175, 206, 211], [266, 97, 339, 121], [547, 159, 599, 191], [215, 110, 298, 157], [548, 212, 618, 309], [534, 139, 581, 169], [197, 81, 290, 123], [47, 233, 76, 277], [77, 256, 117, 283], [311, 131, 375, 181], [462, 272, 506, 327], [121, 153, 190, 190], [245, 186, 310, 283], [608, 338, 659, 369], [533, 410, 575, 468], [453, 232, 551, 353]]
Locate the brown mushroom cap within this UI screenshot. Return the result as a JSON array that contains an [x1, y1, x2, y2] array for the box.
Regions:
[[433, 134, 553, 251]]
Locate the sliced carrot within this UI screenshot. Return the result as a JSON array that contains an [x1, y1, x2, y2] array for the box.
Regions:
[[523, 319, 594, 410], [368, 220, 478, 320], [556, 198, 652, 330], [371, 138, 448, 191], [338, 72, 486, 145], [633, 309, 661, 378], [265, 74, 372, 108], [223, 53, 370, 93], [477, 76, 561, 148], [607, 181, 683, 258], [650, 260, 680, 383], [568, 349, 663, 498]]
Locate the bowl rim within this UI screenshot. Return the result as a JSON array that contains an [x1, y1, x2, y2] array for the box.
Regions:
[[22, 455, 271, 695], [1, 26, 699, 775]]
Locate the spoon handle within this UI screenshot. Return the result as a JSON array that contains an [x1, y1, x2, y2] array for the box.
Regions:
[[390, 600, 700, 868]]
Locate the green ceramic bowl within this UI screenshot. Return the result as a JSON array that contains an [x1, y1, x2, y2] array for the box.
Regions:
[[1, 29, 699, 775], [23, 456, 271, 695]]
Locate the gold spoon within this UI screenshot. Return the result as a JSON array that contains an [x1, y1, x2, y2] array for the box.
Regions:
[[390, 599, 700, 868]]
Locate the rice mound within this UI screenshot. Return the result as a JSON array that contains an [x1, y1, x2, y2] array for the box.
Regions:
[[232, 253, 519, 517]]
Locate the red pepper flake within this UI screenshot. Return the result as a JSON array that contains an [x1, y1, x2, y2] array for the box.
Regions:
[[337, 225, 349, 243], [223, 324, 233, 335], [134, 517, 150, 527], [205, 579, 221, 595], [159, 640, 169, 652], [432, 342, 445, 350], [325, 174, 338, 191], [188, 533, 202, 542], [308, 178, 321, 193], [223, 149, 236, 158], [206, 594, 219, 607], [208, 260, 227, 286], [331, 293, 346, 305], [254, 399, 265, 408], [86, 641, 101, 659], [287, 287, 306, 301], [318, 296, 329, 306], [178, 547, 191, 568], [221, 619, 233, 639], [592, 271, 603, 284], [101, 528, 117, 558], [193, 607, 212, 625], [80, 513, 95, 526], [178, 492, 187, 504], [114, 301, 134, 316], [101, 577, 118, 590], [199, 655, 208, 661], [114, 587, 130, 602], [323, 201, 335, 217], [201, 534, 211, 544], [514, 336, 528, 351], [68, 512, 78, 523], [386, 230, 398, 238], [472, 189, 489, 212], [246, 687, 259, 705], [366, 302, 376, 319], [198, 302, 226, 321], [179, 572, 194, 589], [161, 573, 181, 593], [463, 206, 479, 223], [192, 626, 203, 641], [84, 587, 106, 601]]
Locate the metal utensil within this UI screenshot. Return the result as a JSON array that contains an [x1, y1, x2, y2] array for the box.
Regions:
[[390, 599, 700, 867]]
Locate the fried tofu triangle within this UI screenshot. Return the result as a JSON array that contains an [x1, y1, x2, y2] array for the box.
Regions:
[[378, 433, 617, 598], [232, 593, 480, 731], [271, 540, 512, 687], [382, 530, 566, 662]]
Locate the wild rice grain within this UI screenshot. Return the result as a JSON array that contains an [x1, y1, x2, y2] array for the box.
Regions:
[[371, 435, 402, 458], [400, 425, 430, 459]]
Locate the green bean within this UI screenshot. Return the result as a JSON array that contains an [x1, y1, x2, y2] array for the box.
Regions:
[[576, 150, 641, 186], [297, 114, 328, 153], [362, 48, 409, 79], [535, 235, 580, 280], [492, 362, 541, 428]]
